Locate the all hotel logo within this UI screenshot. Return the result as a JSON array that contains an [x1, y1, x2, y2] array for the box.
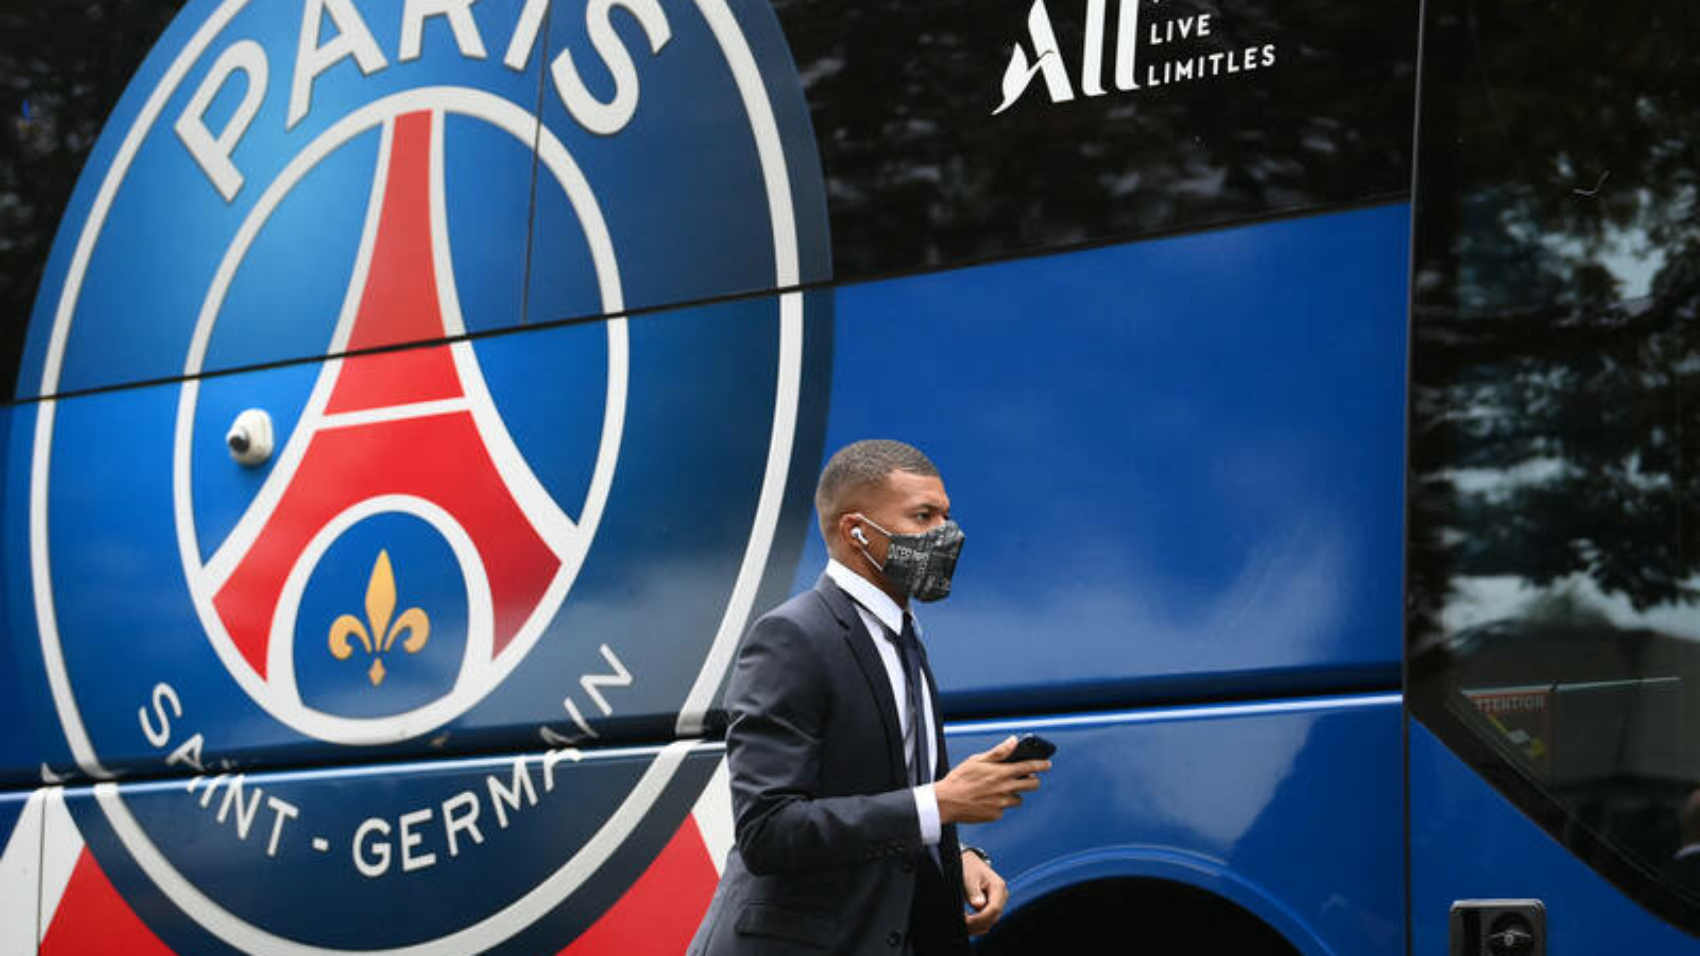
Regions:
[[994, 0, 1279, 115]]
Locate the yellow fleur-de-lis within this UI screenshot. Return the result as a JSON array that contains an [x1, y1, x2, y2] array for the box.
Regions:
[[328, 550, 431, 686]]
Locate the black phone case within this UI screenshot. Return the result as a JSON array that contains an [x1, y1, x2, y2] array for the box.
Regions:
[[1004, 734, 1056, 762]]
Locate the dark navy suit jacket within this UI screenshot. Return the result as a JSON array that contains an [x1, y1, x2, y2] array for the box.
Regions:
[[689, 576, 970, 955]]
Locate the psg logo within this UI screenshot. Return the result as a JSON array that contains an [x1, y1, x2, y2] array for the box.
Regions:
[[17, 0, 831, 950]]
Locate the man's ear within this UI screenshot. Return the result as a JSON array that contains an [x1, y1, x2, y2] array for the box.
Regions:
[[835, 512, 856, 546], [834, 511, 867, 551]]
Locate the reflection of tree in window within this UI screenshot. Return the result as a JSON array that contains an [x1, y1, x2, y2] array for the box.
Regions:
[[0, 1, 182, 399], [1408, 0, 1700, 909], [1410, 0, 1700, 634], [770, 0, 1416, 277]]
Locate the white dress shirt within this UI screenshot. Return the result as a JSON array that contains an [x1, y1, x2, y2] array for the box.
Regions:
[[825, 560, 943, 846]]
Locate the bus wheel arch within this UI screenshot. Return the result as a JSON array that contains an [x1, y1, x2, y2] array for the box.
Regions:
[[978, 845, 1329, 956]]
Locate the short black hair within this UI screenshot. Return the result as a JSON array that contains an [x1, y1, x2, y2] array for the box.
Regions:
[[815, 439, 939, 539]]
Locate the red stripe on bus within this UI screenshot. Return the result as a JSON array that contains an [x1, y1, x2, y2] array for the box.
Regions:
[[39, 849, 176, 956], [557, 819, 720, 955]]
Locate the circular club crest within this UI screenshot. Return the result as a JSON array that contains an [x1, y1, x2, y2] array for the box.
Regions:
[[23, 0, 830, 951]]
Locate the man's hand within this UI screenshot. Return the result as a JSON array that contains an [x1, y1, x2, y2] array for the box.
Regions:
[[935, 736, 1050, 824], [961, 850, 1008, 936]]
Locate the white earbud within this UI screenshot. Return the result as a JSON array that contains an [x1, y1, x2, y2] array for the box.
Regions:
[[851, 527, 868, 544]]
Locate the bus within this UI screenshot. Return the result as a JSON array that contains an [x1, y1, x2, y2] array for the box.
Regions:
[[0, 0, 1693, 952]]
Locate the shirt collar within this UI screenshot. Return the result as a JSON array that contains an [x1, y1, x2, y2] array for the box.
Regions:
[[825, 559, 909, 637]]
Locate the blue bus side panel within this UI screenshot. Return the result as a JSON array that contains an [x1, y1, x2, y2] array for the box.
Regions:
[[1409, 720, 1700, 952], [3, 206, 1405, 782], [0, 789, 25, 852], [0, 400, 23, 780], [23, 702, 1404, 955], [950, 695, 1404, 955], [0, 402, 62, 788], [800, 204, 1411, 713], [38, 747, 724, 954]]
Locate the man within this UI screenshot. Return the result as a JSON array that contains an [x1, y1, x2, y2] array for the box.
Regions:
[[690, 440, 1050, 955]]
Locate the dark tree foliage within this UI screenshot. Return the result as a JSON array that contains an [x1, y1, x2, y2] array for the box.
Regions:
[[1408, 0, 1700, 636], [0, 0, 183, 401], [771, 0, 1416, 278]]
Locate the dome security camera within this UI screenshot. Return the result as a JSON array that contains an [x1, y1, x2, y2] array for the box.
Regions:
[[226, 409, 274, 466]]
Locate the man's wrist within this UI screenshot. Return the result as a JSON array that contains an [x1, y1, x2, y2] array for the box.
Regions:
[[961, 845, 992, 866], [934, 778, 959, 825]]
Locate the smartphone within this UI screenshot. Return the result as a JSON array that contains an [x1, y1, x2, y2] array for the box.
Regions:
[[1001, 733, 1056, 763]]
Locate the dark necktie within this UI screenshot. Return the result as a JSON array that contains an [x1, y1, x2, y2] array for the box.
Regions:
[[892, 615, 929, 786]]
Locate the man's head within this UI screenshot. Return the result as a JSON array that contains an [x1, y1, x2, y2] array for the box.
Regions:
[[815, 439, 955, 604]]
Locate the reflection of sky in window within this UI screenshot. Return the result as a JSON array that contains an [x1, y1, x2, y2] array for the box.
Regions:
[[1540, 219, 1668, 302], [1444, 573, 1700, 644], [1455, 178, 1690, 316], [1540, 148, 1690, 301], [1598, 242, 1665, 300], [1443, 457, 1571, 501], [1441, 447, 1689, 635]]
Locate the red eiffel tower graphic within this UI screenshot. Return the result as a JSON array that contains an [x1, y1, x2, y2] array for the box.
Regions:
[[212, 111, 564, 679]]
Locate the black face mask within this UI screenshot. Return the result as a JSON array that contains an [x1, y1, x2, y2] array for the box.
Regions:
[[854, 515, 966, 603]]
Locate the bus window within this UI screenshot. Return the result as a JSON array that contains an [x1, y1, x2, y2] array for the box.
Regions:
[[1408, 0, 1700, 928], [769, 0, 1416, 280], [0, 1, 185, 402]]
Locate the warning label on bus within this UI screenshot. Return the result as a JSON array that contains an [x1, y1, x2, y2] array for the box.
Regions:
[[1464, 685, 1553, 774]]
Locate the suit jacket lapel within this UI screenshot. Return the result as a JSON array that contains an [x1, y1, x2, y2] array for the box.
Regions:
[[812, 576, 906, 787]]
